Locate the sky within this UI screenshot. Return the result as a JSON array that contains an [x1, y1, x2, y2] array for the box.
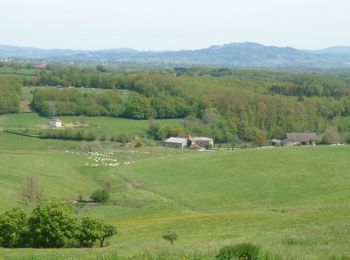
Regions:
[[0, 0, 349, 51]]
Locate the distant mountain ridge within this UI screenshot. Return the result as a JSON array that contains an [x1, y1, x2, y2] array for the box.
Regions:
[[1, 42, 350, 68]]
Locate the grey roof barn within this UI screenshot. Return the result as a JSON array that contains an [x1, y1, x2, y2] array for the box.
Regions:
[[286, 133, 316, 142]]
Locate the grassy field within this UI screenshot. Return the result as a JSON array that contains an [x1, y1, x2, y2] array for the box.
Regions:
[[1, 113, 182, 139], [0, 66, 40, 76], [0, 125, 349, 259]]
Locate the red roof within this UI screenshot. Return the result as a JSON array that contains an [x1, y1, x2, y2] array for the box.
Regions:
[[35, 64, 47, 69]]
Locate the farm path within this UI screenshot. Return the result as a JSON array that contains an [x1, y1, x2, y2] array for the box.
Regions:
[[20, 101, 33, 112], [114, 171, 202, 213]]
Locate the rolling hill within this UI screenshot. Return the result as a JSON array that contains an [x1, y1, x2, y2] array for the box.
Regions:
[[1, 42, 350, 68]]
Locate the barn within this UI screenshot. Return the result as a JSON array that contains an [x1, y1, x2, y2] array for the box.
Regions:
[[164, 137, 189, 149], [193, 137, 214, 149], [284, 133, 317, 146]]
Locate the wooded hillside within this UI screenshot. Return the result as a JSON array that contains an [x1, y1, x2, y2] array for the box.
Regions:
[[28, 66, 350, 142], [0, 78, 22, 114]]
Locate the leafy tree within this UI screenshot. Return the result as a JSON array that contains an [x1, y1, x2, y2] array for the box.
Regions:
[[96, 65, 107, 72], [0, 78, 22, 115], [23, 176, 42, 204], [76, 216, 101, 247], [77, 216, 117, 247], [162, 231, 178, 246], [90, 190, 110, 203], [323, 127, 341, 144], [254, 130, 268, 147], [0, 207, 29, 248], [146, 121, 164, 140], [28, 202, 79, 248]]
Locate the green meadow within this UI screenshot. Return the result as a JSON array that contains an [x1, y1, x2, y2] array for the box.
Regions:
[[0, 118, 349, 259], [0, 67, 40, 77], [1, 113, 182, 139]]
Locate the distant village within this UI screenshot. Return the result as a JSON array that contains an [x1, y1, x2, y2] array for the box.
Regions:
[[164, 133, 317, 150]]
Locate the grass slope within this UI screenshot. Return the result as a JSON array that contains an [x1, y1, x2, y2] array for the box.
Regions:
[[0, 131, 349, 259], [2, 113, 181, 138]]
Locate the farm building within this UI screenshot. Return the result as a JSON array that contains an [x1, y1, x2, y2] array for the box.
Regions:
[[284, 133, 317, 146], [49, 118, 62, 128], [164, 135, 214, 149], [164, 137, 189, 149], [178, 135, 195, 147], [193, 137, 214, 149], [35, 63, 47, 70], [271, 139, 282, 146]]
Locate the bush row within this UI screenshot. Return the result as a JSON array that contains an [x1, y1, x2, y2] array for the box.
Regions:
[[0, 202, 116, 248]]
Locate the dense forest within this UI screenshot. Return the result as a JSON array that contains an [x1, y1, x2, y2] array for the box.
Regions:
[[27, 65, 350, 143], [3, 63, 350, 143], [0, 78, 22, 114]]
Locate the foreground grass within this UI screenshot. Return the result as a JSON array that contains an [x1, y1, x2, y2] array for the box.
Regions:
[[0, 132, 349, 259]]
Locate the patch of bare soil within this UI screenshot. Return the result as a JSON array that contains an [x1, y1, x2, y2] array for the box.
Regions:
[[20, 101, 33, 112]]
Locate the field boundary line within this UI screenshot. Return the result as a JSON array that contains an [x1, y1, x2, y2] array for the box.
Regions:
[[3, 130, 39, 138]]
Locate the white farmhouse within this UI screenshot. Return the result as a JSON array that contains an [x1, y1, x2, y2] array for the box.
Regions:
[[49, 118, 62, 128], [164, 137, 188, 149]]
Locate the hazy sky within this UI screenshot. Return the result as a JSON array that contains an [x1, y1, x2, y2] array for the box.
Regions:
[[1, 0, 349, 50]]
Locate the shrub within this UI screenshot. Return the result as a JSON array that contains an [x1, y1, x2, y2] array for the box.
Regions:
[[0, 203, 117, 248], [116, 132, 132, 144], [39, 128, 97, 141], [0, 207, 29, 248], [90, 190, 110, 203], [232, 243, 260, 259], [162, 231, 178, 246], [135, 139, 144, 148], [216, 243, 261, 260], [28, 202, 79, 248], [76, 216, 117, 247]]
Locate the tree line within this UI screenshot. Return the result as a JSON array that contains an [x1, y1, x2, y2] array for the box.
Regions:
[[30, 68, 350, 142], [32, 88, 192, 119], [4, 63, 350, 142], [0, 78, 22, 114], [0, 202, 116, 248]]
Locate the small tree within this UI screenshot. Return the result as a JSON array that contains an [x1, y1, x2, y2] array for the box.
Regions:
[[146, 122, 164, 141], [90, 190, 110, 203], [162, 231, 178, 246], [23, 176, 42, 204], [254, 130, 268, 147], [77, 217, 117, 247], [99, 224, 117, 247], [28, 202, 79, 248], [323, 127, 340, 144], [78, 116, 87, 127], [96, 65, 107, 72], [0, 207, 29, 248]]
